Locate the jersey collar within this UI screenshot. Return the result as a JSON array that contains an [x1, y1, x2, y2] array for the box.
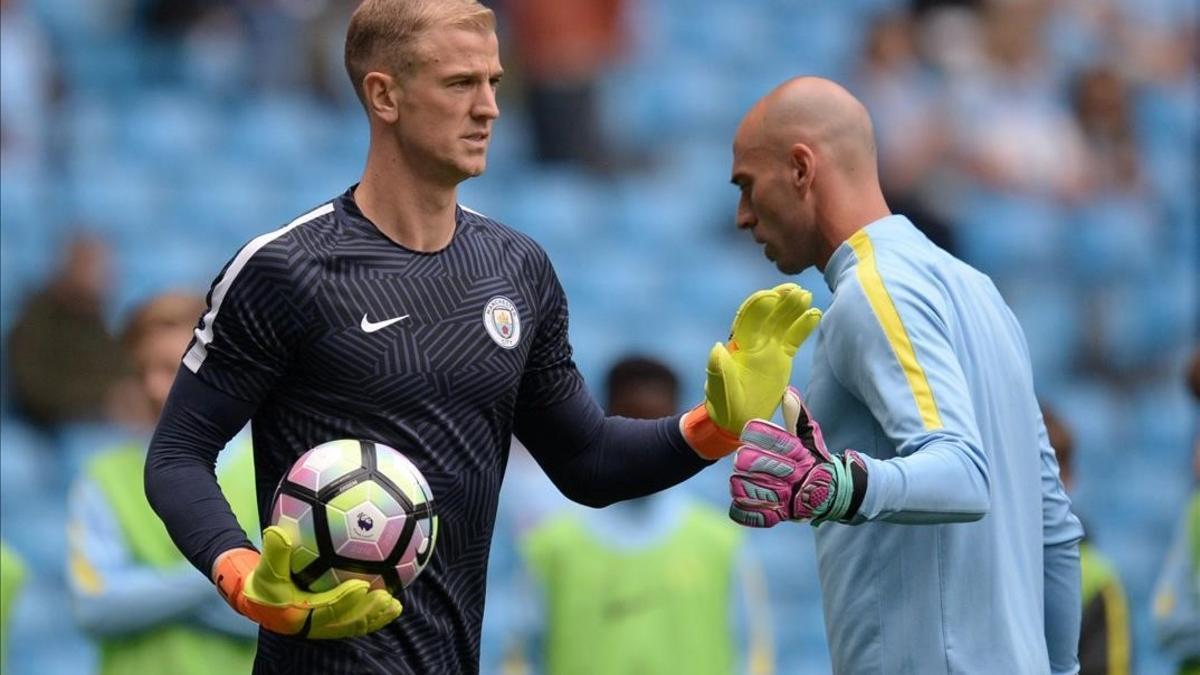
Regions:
[[822, 214, 918, 292]]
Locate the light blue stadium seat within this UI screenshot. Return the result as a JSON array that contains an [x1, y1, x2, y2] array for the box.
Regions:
[[0, 416, 56, 509], [68, 158, 169, 242], [0, 165, 62, 319], [54, 422, 139, 487], [1094, 268, 1196, 372], [2, 489, 67, 577], [565, 310, 629, 392], [172, 162, 291, 244], [604, 166, 735, 250], [957, 192, 1066, 280], [117, 91, 220, 171], [597, 65, 667, 149], [8, 572, 98, 675], [496, 167, 605, 249], [764, 4, 862, 82], [1049, 379, 1121, 518], [225, 97, 332, 170], [31, 0, 125, 40], [110, 234, 231, 327], [62, 38, 144, 98], [998, 278, 1081, 390], [279, 155, 363, 215], [477, 113, 530, 174], [64, 94, 121, 163], [1129, 382, 1196, 454], [457, 177, 510, 222], [1068, 197, 1157, 284]]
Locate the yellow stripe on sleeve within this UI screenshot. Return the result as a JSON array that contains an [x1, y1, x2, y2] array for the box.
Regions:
[[67, 522, 104, 595], [847, 230, 943, 430], [1102, 581, 1131, 675]]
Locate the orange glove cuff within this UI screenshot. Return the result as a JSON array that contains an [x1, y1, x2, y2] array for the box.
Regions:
[[681, 403, 742, 460], [213, 547, 259, 613]]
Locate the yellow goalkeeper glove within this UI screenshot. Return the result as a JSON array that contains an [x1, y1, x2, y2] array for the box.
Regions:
[[683, 283, 821, 459], [214, 526, 402, 639]]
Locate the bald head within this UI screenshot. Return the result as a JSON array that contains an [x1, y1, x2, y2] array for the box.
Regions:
[[736, 77, 879, 179], [730, 77, 890, 274]]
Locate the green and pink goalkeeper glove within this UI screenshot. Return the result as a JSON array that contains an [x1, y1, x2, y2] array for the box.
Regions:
[[728, 386, 868, 527]]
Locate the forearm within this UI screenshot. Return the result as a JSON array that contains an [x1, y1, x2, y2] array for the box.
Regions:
[[855, 439, 989, 524], [73, 565, 212, 636], [515, 388, 712, 508], [192, 594, 259, 638], [145, 367, 257, 576], [1154, 513, 1200, 656], [1044, 538, 1082, 675]]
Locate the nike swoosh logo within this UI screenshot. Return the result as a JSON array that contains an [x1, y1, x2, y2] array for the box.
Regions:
[[360, 313, 409, 333]]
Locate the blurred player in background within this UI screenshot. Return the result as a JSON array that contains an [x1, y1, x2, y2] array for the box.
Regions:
[[724, 77, 1083, 674], [67, 292, 259, 675], [504, 356, 773, 675], [1043, 404, 1132, 675], [0, 541, 26, 673], [6, 236, 128, 429], [1153, 346, 1200, 675], [143, 1, 818, 672]]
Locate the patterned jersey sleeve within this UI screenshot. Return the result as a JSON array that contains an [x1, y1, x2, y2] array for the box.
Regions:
[[515, 250, 584, 411], [182, 235, 308, 405]]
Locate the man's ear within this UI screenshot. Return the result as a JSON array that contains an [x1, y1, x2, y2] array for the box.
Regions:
[[789, 143, 816, 193], [363, 71, 400, 124]]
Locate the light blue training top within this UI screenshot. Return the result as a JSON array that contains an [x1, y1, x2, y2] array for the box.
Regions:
[[806, 215, 1084, 675]]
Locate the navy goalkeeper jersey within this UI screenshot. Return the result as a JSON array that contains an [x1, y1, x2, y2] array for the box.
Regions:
[[183, 187, 584, 673]]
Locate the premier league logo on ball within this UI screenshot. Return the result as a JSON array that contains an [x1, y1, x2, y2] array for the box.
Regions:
[[356, 512, 374, 534]]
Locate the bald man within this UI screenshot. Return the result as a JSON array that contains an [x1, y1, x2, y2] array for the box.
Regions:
[[725, 78, 1084, 675]]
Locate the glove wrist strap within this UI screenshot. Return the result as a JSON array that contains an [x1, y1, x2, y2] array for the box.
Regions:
[[681, 403, 741, 460], [812, 452, 869, 525], [213, 547, 258, 612], [843, 453, 868, 521]]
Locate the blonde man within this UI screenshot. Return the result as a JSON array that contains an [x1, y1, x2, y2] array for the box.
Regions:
[[144, 1, 819, 673]]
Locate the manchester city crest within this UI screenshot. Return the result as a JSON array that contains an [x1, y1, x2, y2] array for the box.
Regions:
[[483, 297, 520, 349]]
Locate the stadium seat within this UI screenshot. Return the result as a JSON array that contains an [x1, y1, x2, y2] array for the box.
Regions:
[[497, 167, 605, 248], [957, 191, 1066, 280], [998, 277, 1081, 391], [1128, 381, 1196, 453], [54, 422, 140, 487], [68, 159, 169, 241], [0, 416, 56, 510], [225, 97, 331, 169], [1093, 268, 1196, 372], [117, 91, 221, 171], [1068, 197, 1157, 284], [8, 573, 98, 675]]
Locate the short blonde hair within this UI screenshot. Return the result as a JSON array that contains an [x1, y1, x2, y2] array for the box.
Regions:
[[122, 292, 206, 353], [344, 0, 496, 108]]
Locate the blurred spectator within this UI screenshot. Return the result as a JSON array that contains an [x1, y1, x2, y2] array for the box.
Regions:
[[0, 0, 55, 165], [853, 13, 956, 253], [506, 0, 627, 169], [1153, 347, 1200, 675], [66, 292, 259, 675], [1043, 404, 1133, 675], [6, 236, 129, 428], [136, 0, 214, 37], [948, 0, 1089, 200], [499, 356, 772, 674], [1070, 65, 1143, 195], [0, 541, 26, 672]]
